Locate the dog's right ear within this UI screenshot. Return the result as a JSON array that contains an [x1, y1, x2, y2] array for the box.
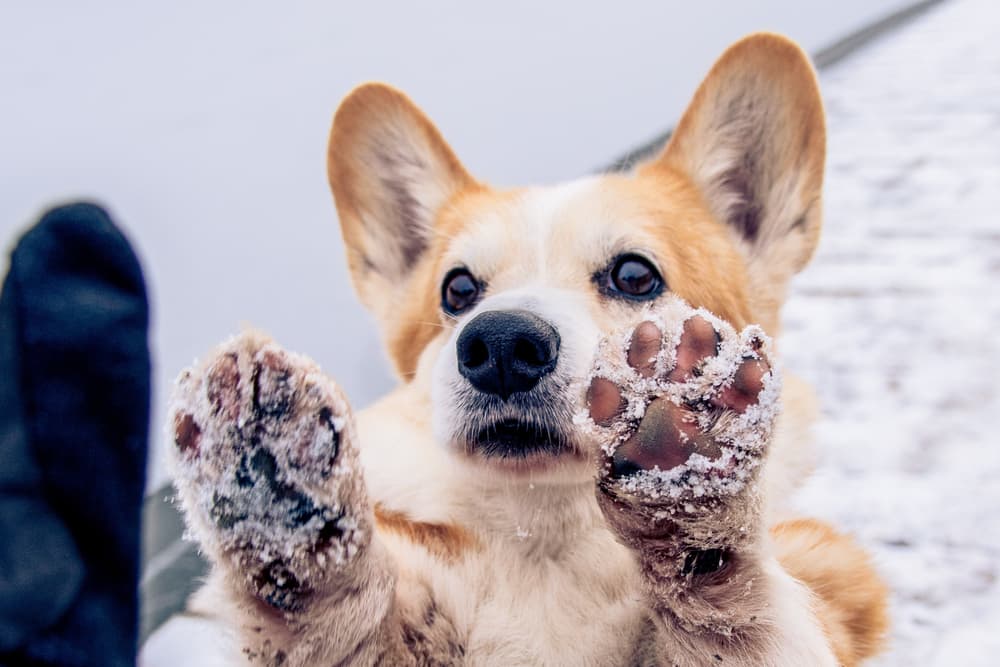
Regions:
[[328, 83, 476, 325], [646, 34, 825, 330]]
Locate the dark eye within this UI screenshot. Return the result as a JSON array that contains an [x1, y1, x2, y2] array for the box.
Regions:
[[607, 254, 664, 300], [441, 268, 481, 315]]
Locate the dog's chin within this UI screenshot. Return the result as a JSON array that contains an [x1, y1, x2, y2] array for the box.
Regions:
[[457, 418, 589, 477]]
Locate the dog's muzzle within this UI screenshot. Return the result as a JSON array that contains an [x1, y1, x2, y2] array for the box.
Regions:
[[456, 309, 560, 400]]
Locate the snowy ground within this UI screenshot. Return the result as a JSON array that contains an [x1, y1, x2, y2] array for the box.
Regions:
[[782, 0, 1000, 663]]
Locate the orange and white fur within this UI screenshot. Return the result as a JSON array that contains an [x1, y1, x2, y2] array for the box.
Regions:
[[166, 34, 888, 666]]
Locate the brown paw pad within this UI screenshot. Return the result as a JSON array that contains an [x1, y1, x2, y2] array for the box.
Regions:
[[174, 412, 201, 457], [626, 321, 663, 377], [206, 352, 241, 420], [610, 398, 721, 478], [714, 357, 771, 412], [667, 315, 720, 382], [587, 377, 624, 425], [253, 349, 296, 416]]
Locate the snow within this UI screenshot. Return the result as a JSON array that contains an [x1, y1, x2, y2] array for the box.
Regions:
[[782, 1, 1000, 663], [141, 615, 240, 667]]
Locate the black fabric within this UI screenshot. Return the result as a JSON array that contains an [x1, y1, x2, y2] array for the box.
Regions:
[[0, 203, 149, 667]]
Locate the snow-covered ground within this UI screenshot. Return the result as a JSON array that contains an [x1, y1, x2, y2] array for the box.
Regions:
[[783, 0, 1000, 663]]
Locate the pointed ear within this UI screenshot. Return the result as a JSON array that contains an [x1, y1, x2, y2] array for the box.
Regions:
[[327, 83, 475, 324], [655, 33, 826, 281]]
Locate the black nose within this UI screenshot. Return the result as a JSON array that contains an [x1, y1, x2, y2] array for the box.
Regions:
[[456, 310, 560, 399]]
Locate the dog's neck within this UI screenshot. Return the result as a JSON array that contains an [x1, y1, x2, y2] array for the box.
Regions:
[[454, 473, 609, 558]]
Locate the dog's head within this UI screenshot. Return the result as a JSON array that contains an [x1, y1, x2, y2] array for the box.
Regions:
[[327, 34, 824, 481]]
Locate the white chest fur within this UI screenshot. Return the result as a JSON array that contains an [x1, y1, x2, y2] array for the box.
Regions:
[[360, 395, 649, 664]]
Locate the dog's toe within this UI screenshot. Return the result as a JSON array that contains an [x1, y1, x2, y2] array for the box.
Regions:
[[667, 315, 720, 382]]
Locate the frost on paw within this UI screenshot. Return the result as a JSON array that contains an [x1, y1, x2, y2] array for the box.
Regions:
[[581, 297, 781, 503], [169, 332, 369, 610]]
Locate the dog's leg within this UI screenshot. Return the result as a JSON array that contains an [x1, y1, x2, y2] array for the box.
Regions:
[[771, 517, 889, 666], [169, 332, 461, 666], [586, 304, 841, 666]]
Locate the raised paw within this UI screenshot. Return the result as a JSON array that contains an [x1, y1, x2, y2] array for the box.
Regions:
[[169, 332, 369, 611], [584, 299, 780, 574]]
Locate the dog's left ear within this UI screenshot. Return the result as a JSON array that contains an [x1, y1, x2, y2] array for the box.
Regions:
[[652, 33, 825, 302], [327, 83, 476, 328]]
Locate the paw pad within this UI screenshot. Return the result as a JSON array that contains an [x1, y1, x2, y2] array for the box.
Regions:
[[174, 412, 202, 456], [609, 399, 722, 478], [583, 298, 780, 500], [168, 333, 370, 606], [206, 352, 241, 420]]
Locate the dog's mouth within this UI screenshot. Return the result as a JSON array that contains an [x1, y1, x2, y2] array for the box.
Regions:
[[471, 418, 571, 459]]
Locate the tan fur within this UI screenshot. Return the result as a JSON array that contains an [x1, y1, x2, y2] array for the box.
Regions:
[[374, 504, 480, 563], [601, 173, 756, 330], [170, 33, 889, 666], [773, 518, 891, 666], [388, 188, 522, 378]]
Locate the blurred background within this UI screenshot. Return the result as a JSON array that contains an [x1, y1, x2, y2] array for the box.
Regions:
[[4, 1, 998, 664]]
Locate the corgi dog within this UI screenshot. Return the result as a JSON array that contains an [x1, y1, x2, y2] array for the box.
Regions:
[[166, 33, 888, 666]]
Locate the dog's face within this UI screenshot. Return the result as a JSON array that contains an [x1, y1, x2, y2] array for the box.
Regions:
[[422, 176, 759, 480], [327, 33, 825, 481]]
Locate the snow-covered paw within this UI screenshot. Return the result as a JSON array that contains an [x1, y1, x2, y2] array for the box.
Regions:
[[584, 299, 780, 575], [170, 332, 369, 611]]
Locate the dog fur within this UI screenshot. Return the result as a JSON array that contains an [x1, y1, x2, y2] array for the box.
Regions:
[[165, 33, 889, 666]]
